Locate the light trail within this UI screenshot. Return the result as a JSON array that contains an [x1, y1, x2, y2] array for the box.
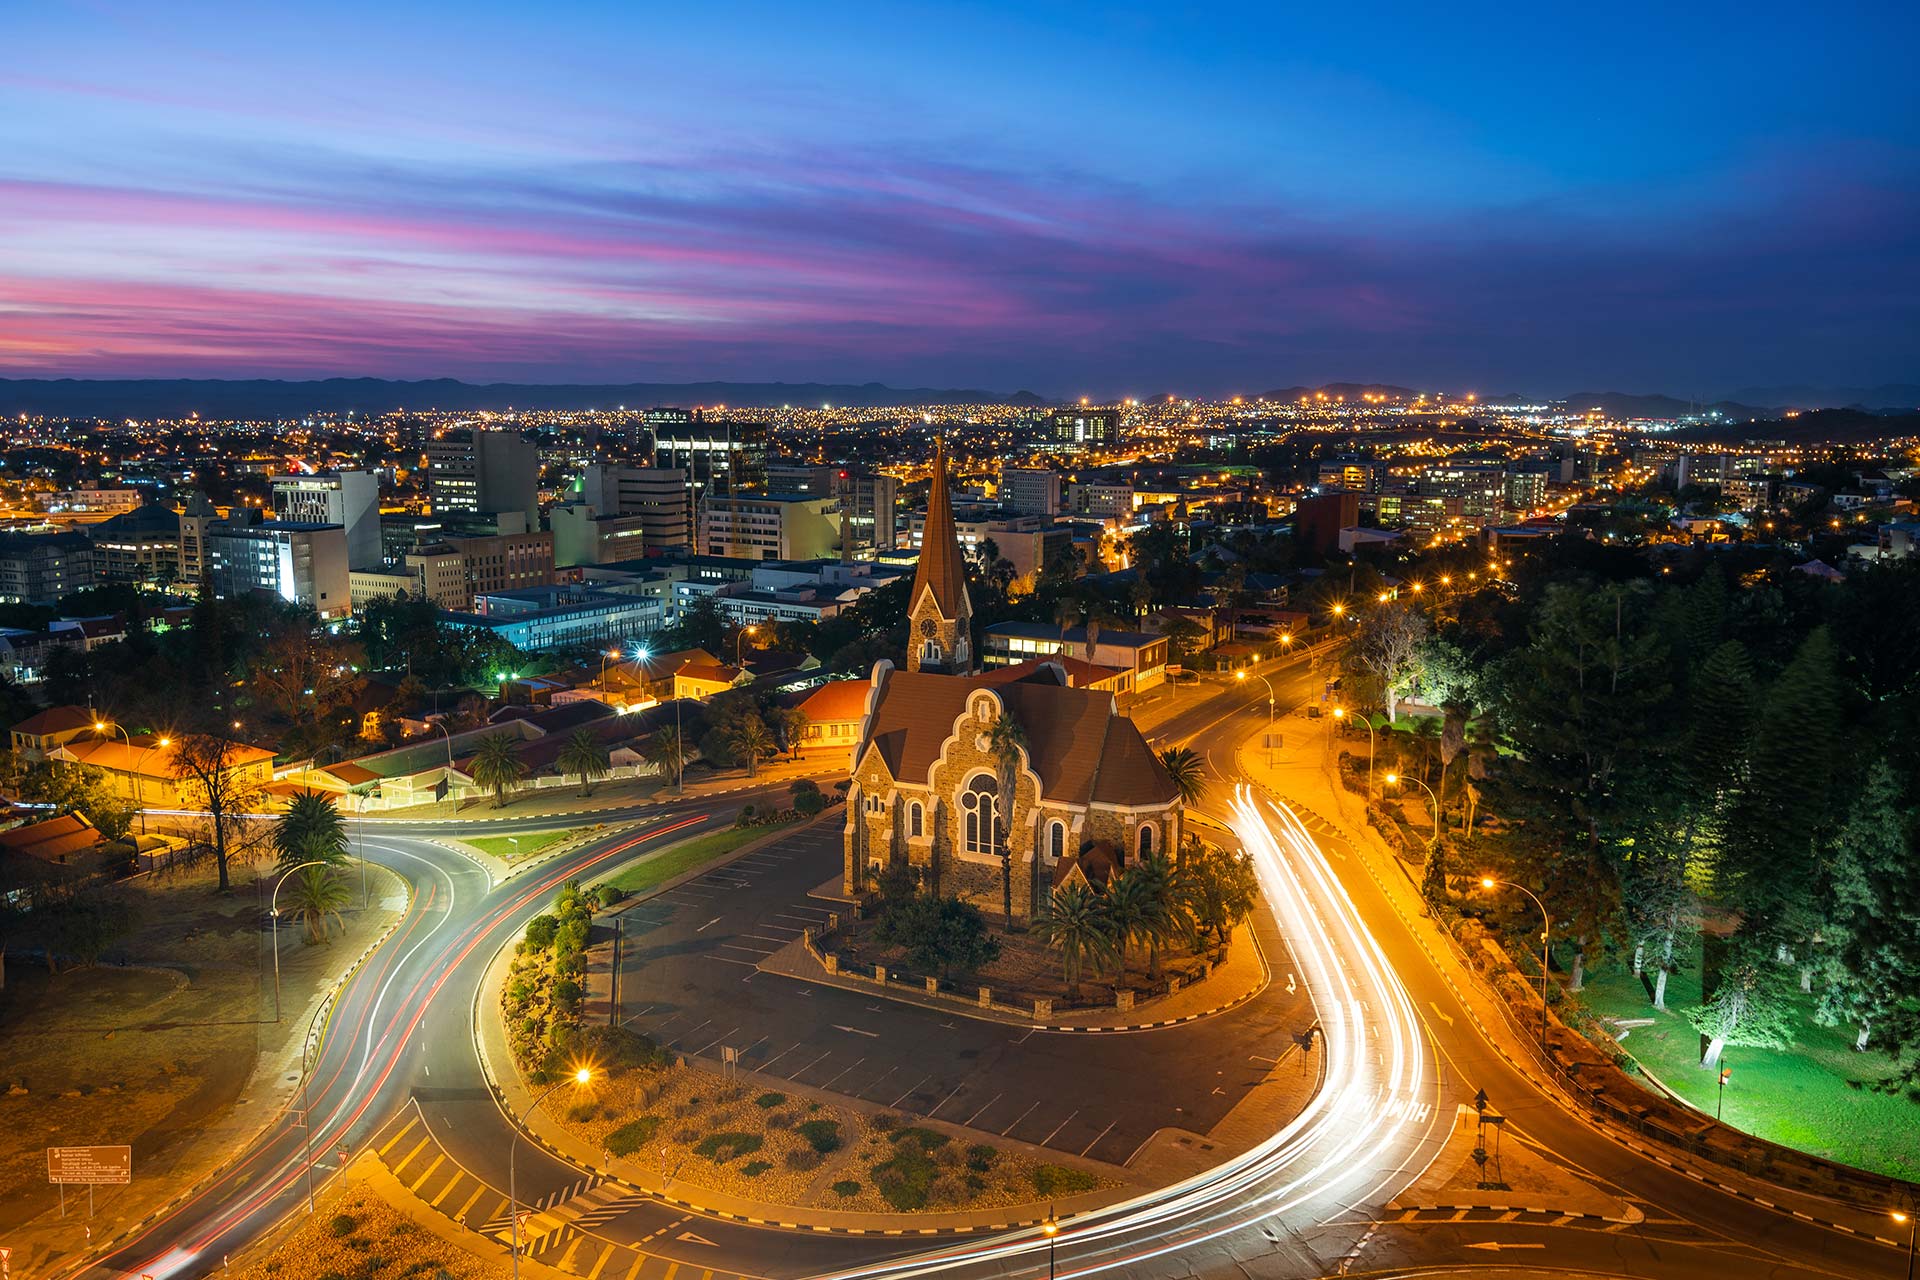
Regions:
[[814, 786, 1437, 1279]]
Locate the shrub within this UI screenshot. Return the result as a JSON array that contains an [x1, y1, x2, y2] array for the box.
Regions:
[[603, 1116, 660, 1158], [740, 1159, 772, 1178], [754, 1091, 787, 1109], [552, 978, 583, 1008], [796, 1118, 842, 1154], [831, 1180, 861, 1197], [965, 1144, 997, 1173], [328, 1214, 356, 1237], [566, 1102, 598, 1123], [784, 1149, 823, 1172], [1032, 1164, 1097, 1196], [692, 1132, 762, 1163], [871, 1145, 937, 1210], [889, 1126, 949, 1151], [734, 804, 756, 828], [672, 1126, 698, 1144], [523, 915, 558, 950], [965, 1173, 986, 1194], [595, 884, 624, 908], [870, 1111, 900, 1132], [767, 1110, 795, 1129]]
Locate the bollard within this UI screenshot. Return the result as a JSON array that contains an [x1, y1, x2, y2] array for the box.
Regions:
[[979, 986, 992, 1008]]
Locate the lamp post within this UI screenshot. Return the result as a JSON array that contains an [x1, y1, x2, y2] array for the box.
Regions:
[[600, 648, 623, 686], [1892, 1205, 1916, 1280], [511, 1069, 592, 1280], [1384, 772, 1439, 848], [92, 719, 153, 836], [1480, 877, 1551, 1054], [270, 859, 336, 1023], [1234, 669, 1276, 766], [1716, 1064, 1731, 1121], [1042, 1206, 1059, 1280], [1332, 707, 1376, 796], [298, 995, 329, 1213], [735, 624, 758, 667]]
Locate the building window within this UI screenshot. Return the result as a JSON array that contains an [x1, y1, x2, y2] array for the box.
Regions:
[[921, 639, 942, 665], [961, 774, 1000, 857], [1137, 822, 1155, 861], [1048, 820, 1065, 862], [910, 801, 924, 838]]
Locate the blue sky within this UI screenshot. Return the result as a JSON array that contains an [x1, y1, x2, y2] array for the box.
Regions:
[[2, 0, 1915, 396]]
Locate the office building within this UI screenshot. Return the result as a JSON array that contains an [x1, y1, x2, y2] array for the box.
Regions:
[[87, 504, 181, 586], [176, 490, 221, 583], [440, 531, 555, 605], [653, 415, 768, 499], [1047, 408, 1120, 453], [1316, 457, 1388, 493], [1067, 481, 1135, 522], [207, 521, 351, 619], [454, 585, 664, 654], [575, 463, 691, 551], [698, 494, 839, 561], [424, 428, 539, 525], [271, 470, 381, 569], [0, 531, 94, 605], [550, 504, 660, 567], [999, 467, 1062, 517]]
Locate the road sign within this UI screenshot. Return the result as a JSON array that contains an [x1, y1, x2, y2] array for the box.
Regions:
[[2, 1244, 12, 1277], [47, 1146, 132, 1185]]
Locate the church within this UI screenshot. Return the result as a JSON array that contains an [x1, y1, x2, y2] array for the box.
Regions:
[[840, 439, 1184, 921]]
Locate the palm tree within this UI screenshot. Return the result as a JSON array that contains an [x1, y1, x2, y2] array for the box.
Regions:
[[1157, 747, 1207, 807], [286, 864, 350, 944], [470, 733, 527, 809], [642, 725, 691, 793], [986, 709, 1026, 930], [1032, 883, 1117, 1000], [557, 727, 609, 797], [1133, 853, 1191, 979], [1103, 867, 1154, 979], [275, 792, 347, 870], [726, 715, 774, 778]]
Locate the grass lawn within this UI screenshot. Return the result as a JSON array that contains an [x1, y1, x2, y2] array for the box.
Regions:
[[465, 827, 586, 861], [1579, 962, 1920, 1180], [602, 819, 799, 897]]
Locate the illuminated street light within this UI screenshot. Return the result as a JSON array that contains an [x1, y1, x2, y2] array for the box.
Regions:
[[1332, 707, 1376, 795], [511, 1068, 594, 1280], [1479, 877, 1551, 1054]]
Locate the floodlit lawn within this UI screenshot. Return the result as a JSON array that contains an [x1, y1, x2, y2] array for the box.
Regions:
[[464, 827, 585, 862], [602, 819, 799, 897], [1580, 963, 1920, 1180]]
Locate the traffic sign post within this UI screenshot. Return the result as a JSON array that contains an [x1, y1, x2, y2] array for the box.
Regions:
[[48, 1145, 131, 1220]]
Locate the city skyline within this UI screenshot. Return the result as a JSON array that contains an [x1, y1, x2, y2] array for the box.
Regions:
[[3, 1, 1917, 395]]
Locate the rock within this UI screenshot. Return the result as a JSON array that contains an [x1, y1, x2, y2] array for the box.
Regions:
[[6, 1082, 26, 1096]]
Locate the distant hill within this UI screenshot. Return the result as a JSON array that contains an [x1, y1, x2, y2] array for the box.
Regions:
[[1724, 384, 1920, 413], [1668, 407, 1920, 446], [1563, 391, 1774, 421], [1258, 382, 1426, 402], [0, 378, 1055, 419]]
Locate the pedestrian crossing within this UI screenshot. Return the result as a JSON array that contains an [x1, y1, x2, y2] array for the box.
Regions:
[[369, 1105, 765, 1280]]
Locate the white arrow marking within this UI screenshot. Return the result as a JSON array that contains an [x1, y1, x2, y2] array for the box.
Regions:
[[676, 1231, 718, 1246], [1286, 973, 1297, 994], [695, 917, 722, 933], [1465, 1242, 1545, 1252], [831, 1024, 879, 1038], [1428, 1002, 1455, 1027]]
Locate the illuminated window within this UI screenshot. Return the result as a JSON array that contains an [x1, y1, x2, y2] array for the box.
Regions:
[[909, 802, 924, 838], [961, 775, 1000, 857]]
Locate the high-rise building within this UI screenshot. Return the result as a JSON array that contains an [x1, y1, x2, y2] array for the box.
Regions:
[[653, 416, 768, 500], [576, 464, 691, 550], [1046, 408, 1119, 453], [207, 521, 351, 620], [271, 470, 380, 569], [424, 428, 539, 525], [1316, 457, 1388, 494], [999, 466, 1061, 517], [763, 461, 899, 552], [0, 530, 94, 604], [698, 494, 839, 561]]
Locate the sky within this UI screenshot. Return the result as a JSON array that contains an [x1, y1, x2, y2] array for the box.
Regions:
[[1, 1, 1917, 398]]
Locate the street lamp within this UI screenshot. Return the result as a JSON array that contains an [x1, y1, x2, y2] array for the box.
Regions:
[[1236, 670, 1276, 767], [1042, 1206, 1059, 1280], [735, 624, 758, 667], [269, 859, 338, 1023], [600, 648, 623, 684], [1332, 707, 1376, 796], [1479, 877, 1551, 1055], [1384, 772, 1439, 848], [511, 1068, 593, 1280], [1892, 1206, 1916, 1280], [92, 719, 154, 836]]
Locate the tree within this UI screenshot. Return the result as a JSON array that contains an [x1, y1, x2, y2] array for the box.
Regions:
[[642, 725, 691, 793], [1814, 760, 1913, 1052], [876, 895, 1002, 983], [1157, 747, 1206, 806], [18, 760, 135, 842], [557, 728, 609, 797], [1032, 883, 1117, 999], [1102, 867, 1152, 978], [248, 618, 365, 753], [1350, 602, 1429, 722], [168, 733, 269, 892], [724, 714, 776, 778], [1689, 941, 1798, 1068], [791, 777, 826, 816], [470, 733, 528, 808], [774, 707, 810, 759], [1178, 843, 1258, 957], [1131, 852, 1191, 979], [285, 864, 350, 944], [985, 708, 1026, 929], [33, 888, 140, 973], [275, 792, 348, 870]]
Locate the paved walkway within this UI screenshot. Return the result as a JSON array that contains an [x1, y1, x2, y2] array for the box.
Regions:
[[362, 757, 833, 825]]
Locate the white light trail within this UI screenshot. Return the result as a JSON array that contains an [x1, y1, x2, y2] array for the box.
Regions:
[[814, 785, 1435, 1279]]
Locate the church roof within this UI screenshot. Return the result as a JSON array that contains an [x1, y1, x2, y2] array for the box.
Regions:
[[911, 437, 970, 619], [859, 667, 1177, 809]]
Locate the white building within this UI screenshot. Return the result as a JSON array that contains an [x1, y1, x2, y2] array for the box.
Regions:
[[271, 470, 380, 569], [207, 521, 351, 620], [698, 494, 839, 561]]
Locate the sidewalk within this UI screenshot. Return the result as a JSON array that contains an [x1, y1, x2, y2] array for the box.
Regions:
[[361, 756, 834, 824], [1234, 708, 1911, 1245]]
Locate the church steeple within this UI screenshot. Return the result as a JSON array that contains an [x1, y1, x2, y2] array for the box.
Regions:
[[908, 436, 973, 674]]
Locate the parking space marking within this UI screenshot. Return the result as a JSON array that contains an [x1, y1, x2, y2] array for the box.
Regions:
[[999, 1100, 1041, 1135], [1040, 1109, 1081, 1146], [820, 1057, 866, 1089], [760, 1042, 803, 1071], [889, 1074, 933, 1109], [964, 1093, 1004, 1126], [693, 1027, 740, 1056], [1079, 1119, 1118, 1158], [789, 1049, 835, 1080]]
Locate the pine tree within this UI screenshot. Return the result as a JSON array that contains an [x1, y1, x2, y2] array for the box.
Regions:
[[1815, 761, 1913, 1052]]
